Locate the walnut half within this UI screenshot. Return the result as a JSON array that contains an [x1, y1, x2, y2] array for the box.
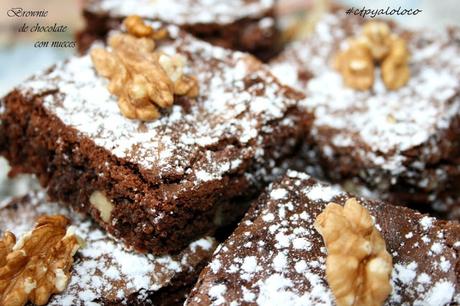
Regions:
[[333, 20, 410, 91], [334, 39, 375, 91], [0, 215, 82, 306], [314, 198, 393, 306], [362, 21, 392, 62], [90, 16, 199, 122], [381, 36, 410, 90]]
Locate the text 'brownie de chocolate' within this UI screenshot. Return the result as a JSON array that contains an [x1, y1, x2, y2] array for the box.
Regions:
[[270, 11, 460, 219], [0, 23, 309, 255], [78, 0, 279, 61], [187, 171, 460, 305]]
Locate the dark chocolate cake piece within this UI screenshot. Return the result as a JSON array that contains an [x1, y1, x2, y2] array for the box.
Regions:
[[186, 171, 460, 305], [0, 191, 217, 306], [0, 23, 309, 255], [270, 11, 460, 218], [77, 0, 279, 61]]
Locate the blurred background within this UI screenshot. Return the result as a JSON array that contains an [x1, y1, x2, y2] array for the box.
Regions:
[[1, 0, 460, 200]]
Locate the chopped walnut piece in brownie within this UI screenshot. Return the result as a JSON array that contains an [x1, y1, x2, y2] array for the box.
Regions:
[[0, 21, 309, 254], [0, 191, 217, 305]]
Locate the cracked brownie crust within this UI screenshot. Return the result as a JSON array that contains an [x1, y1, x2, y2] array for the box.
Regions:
[[270, 12, 460, 217], [0, 25, 310, 255], [77, 0, 279, 61], [186, 171, 460, 305], [0, 191, 217, 306]]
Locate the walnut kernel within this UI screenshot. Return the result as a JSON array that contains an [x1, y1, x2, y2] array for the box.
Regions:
[[89, 191, 114, 223], [174, 75, 199, 97], [123, 15, 169, 40], [158, 54, 199, 97], [124, 15, 153, 38], [91, 16, 199, 121], [314, 198, 393, 306], [334, 20, 410, 91], [334, 41, 374, 91], [159, 54, 186, 82], [362, 21, 392, 61], [0, 215, 81, 306], [381, 36, 410, 90]]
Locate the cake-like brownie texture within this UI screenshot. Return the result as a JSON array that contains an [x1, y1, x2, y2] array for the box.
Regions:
[[77, 0, 279, 61], [0, 24, 309, 255], [270, 12, 460, 218], [186, 171, 460, 305], [0, 191, 216, 306]]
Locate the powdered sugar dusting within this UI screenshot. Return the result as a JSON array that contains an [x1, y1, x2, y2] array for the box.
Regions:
[[18, 28, 302, 186], [186, 171, 459, 305], [87, 0, 274, 25], [270, 12, 460, 187], [0, 191, 216, 304], [422, 281, 456, 306], [303, 184, 342, 202], [420, 216, 434, 230], [209, 284, 227, 305], [270, 188, 288, 200]]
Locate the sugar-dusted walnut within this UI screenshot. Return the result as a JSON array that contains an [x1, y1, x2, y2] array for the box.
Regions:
[[0, 215, 82, 306], [91, 16, 199, 121], [314, 198, 393, 306], [362, 21, 392, 61], [159, 54, 199, 97], [91, 33, 173, 121], [381, 36, 410, 90], [334, 40, 375, 91], [334, 20, 410, 91]]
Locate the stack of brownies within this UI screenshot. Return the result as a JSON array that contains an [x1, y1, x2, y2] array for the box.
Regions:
[[0, 1, 459, 305]]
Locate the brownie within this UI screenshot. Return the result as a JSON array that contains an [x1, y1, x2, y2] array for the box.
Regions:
[[0, 191, 217, 306], [77, 0, 279, 61], [186, 171, 460, 305], [269, 11, 460, 218], [0, 24, 309, 255]]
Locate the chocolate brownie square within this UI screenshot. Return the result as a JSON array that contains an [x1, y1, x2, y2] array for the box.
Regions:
[[0, 191, 217, 306], [270, 12, 460, 217], [77, 0, 279, 61], [186, 171, 460, 305], [0, 24, 309, 255]]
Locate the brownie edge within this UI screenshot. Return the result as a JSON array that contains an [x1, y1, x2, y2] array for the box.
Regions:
[[0, 191, 218, 306], [77, 0, 280, 61], [186, 171, 460, 305], [0, 26, 310, 255]]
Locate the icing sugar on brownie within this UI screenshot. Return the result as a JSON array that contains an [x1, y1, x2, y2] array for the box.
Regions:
[[2, 22, 307, 254], [271, 14, 460, 177], [20, 26, 300, 182], [270, 12, 460, 212], [0, 191, 216, 305], [186, 171, 460, 305], [77, 1, 278, 61], [85, 0, 275, 25]]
